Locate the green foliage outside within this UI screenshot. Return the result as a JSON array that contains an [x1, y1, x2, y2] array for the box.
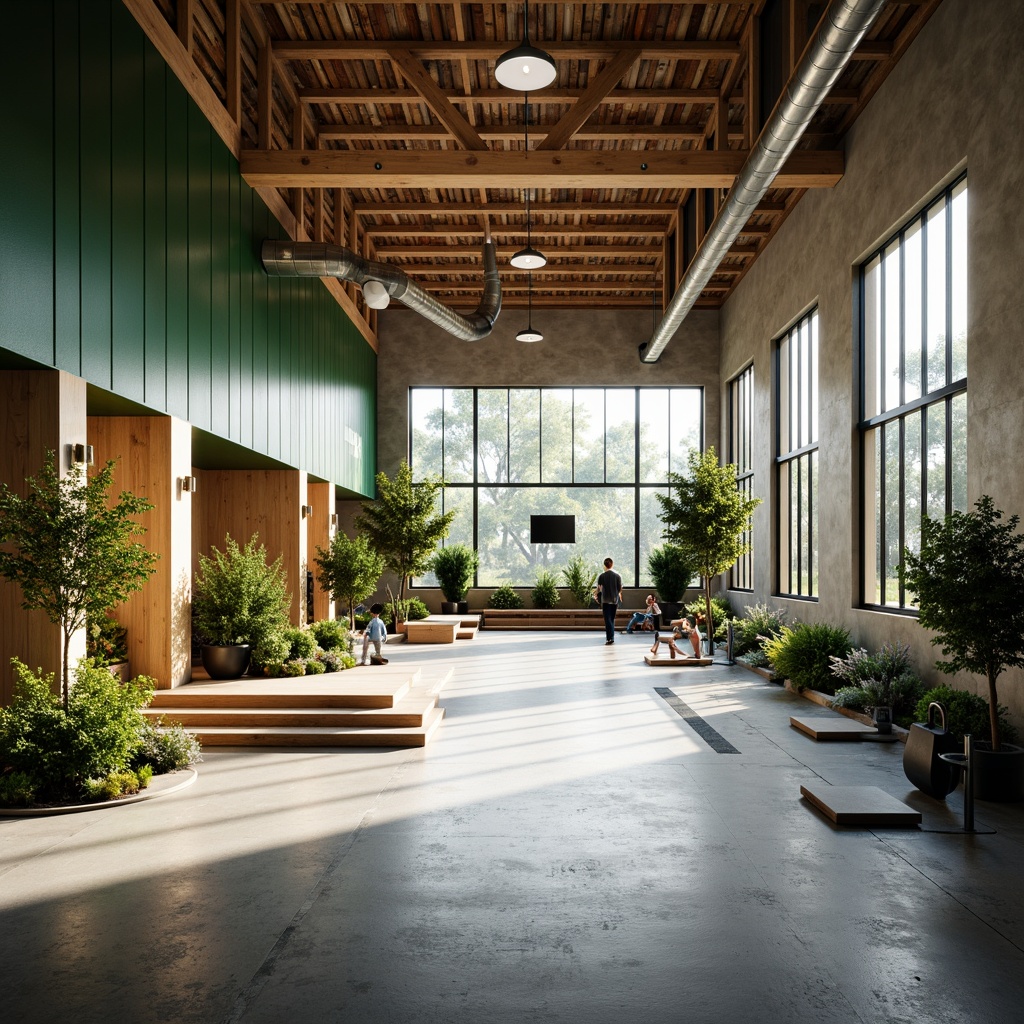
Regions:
[[308, 618, 353, 653], [86, 613, 129, 664], [0, 453, 157, 707], [560, 554, 597, 607], [193, 534, 291, 661], [902, 496, 1024, 749], [684, 595, 735, 642], [763, 622, 853, 694], [314, 531, 385, 629], [0, 659, 154, 805], [532, 571, 560, 609], [647, 543, 699, 604], [132, 718, 203, 774], [304, 659, 326, 675], [404, 597, 431, 621], [657, 447, 761, 648], [731, 603, 789, 655], [282, 627, 318, 661], [828, 642, 924, 723], [356, 461, 456, 624], [489, 584, 524, 609], [430, 543, 478, 603], [914, 685, 1018, 745]]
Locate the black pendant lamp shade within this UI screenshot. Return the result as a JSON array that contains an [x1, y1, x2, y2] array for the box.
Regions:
[[495, 2, 556, 92], [516, 272, 543, 343]]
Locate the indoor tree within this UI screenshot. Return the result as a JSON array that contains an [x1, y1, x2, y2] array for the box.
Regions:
[[656, 447, 761, 652], [0, 452, 157, 708], [315, 531, 385, 629], [356, 461, 456, 624], [902, 495, 1024, 750]]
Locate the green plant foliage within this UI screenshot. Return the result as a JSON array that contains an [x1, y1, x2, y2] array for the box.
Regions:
[[304, 658, 326, 675], [0, 770, 36, 807], [657, 446, 762, 646], [84, 768, 146, 801], [646, 543, 699, 604], [736, 648, 773, 671], [762, 623, 852, 694], [282, 659, 307, 677], [684, 595, 735, 641], [732, 603, 789, 655], [86, 614, 128, 664], [828, 642, 924, 721], [308, 618, 352, 653], [131, 718, 202, 773], [532, 570, 560, 609], [193, 534, 291, 658], [430, 543, 478, 603], [251, 630, 290, 672], [0, 453, 157, 706], [560, 554, 597, 607], [356, 461, 456, 623], [339, 654, 357, 670], [831, 686, 873, 713], [283, 627, 317, 661], [314, 531, 385, 629], [0, 659, 153, 805], [489, 584, 524, 609], [317, 649, 344, 673], [902, 496, 1024, 749], [914, 685, 1018, 745], [405, 597, 431, 620]]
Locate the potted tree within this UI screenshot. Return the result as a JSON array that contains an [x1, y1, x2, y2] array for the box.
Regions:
[[193, 533, 291, 680], [355, 461, 456, 630], [430, 543, 478, 614], [902, 496, 1024, 802], [314, 531, 385, 629], [656, 447, 761, 653], [647, 543, 699, 628], [0, 452, 157, 709], [560, 554, 597, 609]]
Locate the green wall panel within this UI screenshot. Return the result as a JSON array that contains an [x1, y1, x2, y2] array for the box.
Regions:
[[0, 0, 376, 494]]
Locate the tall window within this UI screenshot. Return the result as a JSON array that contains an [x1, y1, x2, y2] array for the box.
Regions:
[[861, 174, 967, 609], [409, 387, 703, 587], [728, 366, 754, 591], [776, 310, 819, 599]]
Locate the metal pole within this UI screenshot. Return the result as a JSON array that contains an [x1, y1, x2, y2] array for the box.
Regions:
[[963, 733, 975, 832]]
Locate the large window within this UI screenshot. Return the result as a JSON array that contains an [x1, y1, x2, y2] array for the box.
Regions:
[[776, 310, 819, 599], [861, 175, 967, 609], [728, 366, 754, 591], [410, 387, 703, 587]]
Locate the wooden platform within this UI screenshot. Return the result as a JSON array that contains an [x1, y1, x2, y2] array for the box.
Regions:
[[483, 608, 631, 630], [406, 613, 480, 643], [790, 715, 879, 740], [800, 784, 922, 827], [644, 655, 713, 667], [146, 665, 452, 747]]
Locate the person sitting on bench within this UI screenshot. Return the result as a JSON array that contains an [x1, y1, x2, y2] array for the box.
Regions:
[[626, 595, 661, 633]]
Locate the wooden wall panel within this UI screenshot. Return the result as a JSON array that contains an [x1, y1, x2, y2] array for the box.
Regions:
[[0, 371, 87, 704], [87, 415, 192, 689], [307, 481, 336, 622]]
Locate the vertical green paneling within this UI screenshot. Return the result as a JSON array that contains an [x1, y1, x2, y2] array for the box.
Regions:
[[164, 73, 190, 421], [53, 0, 81, 374], [251, 200, 270, 456], [238, 181, 254, 451], [79, 3, 113, 387], [143, 41, 167, 411], [227, 157, 242, 441], [187, 101, 212, 429], [210, 143, 231, 438], [110, 2, 146, 402]]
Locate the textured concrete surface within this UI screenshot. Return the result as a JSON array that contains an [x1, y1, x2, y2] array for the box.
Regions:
[[2, 631, 1023, 1023]]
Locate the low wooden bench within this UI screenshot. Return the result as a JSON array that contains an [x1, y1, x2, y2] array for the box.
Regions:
[[483, 608, 632, 630], [405, 619, 459, 644], [422, 613, 481, 640], [644, 655, 713, 667]]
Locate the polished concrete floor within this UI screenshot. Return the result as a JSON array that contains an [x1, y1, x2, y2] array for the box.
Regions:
[[3, 630, 1024, 1023]]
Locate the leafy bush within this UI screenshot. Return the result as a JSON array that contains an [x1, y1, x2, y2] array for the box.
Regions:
[[317, 649, 345, 673], [0, 770, 36, 807], [830, 686, 873, 713], [282, 659, 307, 677], [732, 603, 788, 655], [829, 642, 924, 722], [560, 555, 597, 607], [84, 767, 151, 801], [309, 618, 352, 653], [914, 685, 1018, 745], [283, 627, 317, 661], [339, 653, 357, 670], [405, 597, 431, 620], [647, 543, 699, 604], [489, 584, 523, 609], [251, 629, 290, 673], [737, 649, 772, 670], [86, 614, 128, 664], [0, 659, 154, 804], [763, 623, 852, 693], [532, 571, 560, 609], [305, 658, 326, 675], [131, 718, 202, 773], [430, 543, 478, 603], [685, 595, 735, 641]]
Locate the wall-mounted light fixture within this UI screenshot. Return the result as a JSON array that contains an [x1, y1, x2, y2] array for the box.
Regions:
[[301, 504, 313, 519], [330, 513, 339, 528], [72, 443, 95, 466], [180, 475, 198, 493]]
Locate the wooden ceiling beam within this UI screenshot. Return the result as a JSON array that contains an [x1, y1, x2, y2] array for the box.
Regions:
[[241, 149, 844, 190], [316, 124, 712, 142], [376, 244, 662, 258], [401, 265, 664, 277], [365, 224, 671, 238], [300, 87, 725, 105], [351, 199, 783, 216]]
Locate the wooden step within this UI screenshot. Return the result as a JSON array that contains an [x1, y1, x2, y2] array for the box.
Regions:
[[405, 620, 459, 643], [800, 783, 922, 827], [790, 715, 878, 740], [645, 655, 713, 667], [185, 706, 446, 748]]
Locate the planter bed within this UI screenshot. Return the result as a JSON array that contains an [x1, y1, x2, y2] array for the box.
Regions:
[[483, 608, 631, 631], [784, 680, 910, 743]]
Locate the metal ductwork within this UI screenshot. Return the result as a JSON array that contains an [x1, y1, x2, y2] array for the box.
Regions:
[[639, 0, 889, 363], [261, 239, 502, 342]]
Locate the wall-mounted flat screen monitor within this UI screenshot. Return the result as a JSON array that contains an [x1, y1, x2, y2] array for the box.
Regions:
[[530, 514, 575, 545]]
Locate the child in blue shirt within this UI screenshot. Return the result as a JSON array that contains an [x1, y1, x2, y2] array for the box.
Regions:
[[361, 603, 389, 665]]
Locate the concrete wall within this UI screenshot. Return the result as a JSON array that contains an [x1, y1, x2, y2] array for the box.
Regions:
[[718, 0, 1024, 722]]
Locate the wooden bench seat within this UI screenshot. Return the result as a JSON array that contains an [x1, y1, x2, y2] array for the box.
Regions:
[[483, 608, 631, 630], [405, 619, 459, 644]]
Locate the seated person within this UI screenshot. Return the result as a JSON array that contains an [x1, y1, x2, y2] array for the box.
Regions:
[[626, 594, 661, 633], [669, 616, 702, 659]]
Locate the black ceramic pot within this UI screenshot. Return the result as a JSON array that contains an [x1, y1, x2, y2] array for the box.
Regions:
[[456, 601, 469, 614], [441, 601, 458, 614], [200, 643, 252, 680], [972, 742, 1024, 802]]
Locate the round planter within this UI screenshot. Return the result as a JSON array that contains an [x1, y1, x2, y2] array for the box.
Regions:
[[440, 601, 459, 615], [972, 742, 1024, 802], [200, 643, 251, 680]]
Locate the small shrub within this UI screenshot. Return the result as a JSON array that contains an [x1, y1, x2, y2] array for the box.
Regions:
[[0, 770, 36, 807], [830, 686, 873, 713], [489, 584, 523, 609], [132, 718, 202, 773], [136, 764, 154, 788], [560, 555, 597, 607], [339, 653, 358, 670], [405, 597, 431, 621], [532, 571, 560, 609], [283, 627, 317, 661], [282, 659, 307, 677], [914, 686, 1018, 745], [84, 768, 149, 801], [304, 658, 326, 675], [828, 642, 924, 721], [252, 629, 290, 672], [264, 662, 285, 678], [737, 649, 771, 670], [308, 618, 352, 653], [86, 614, 128, 664], [317, 649, 344, 673], [685, 595, 735, 641], [763, 623, 852, 693], [733, 603, 788, 655]]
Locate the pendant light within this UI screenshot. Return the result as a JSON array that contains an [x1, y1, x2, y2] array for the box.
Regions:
[[516, 270, 543, 343], [495, 1, 556, 92], [510, 96, 547, 270]]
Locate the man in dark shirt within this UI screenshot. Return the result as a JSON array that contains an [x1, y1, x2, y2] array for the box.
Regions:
[[595, 557, 623, 645]]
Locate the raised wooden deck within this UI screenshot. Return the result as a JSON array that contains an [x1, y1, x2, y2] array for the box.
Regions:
[[483, 608, 631, 630]]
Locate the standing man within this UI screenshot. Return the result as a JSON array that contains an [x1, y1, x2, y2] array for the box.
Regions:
[[595, 557, 623, 645]]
